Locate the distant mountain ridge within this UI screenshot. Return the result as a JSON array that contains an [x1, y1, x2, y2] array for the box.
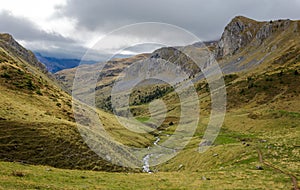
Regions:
[[34, 52, 97, 73], [56, 15, 300, 113]]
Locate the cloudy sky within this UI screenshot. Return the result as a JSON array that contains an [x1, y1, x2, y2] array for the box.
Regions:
[[0, 0, 299, 59]]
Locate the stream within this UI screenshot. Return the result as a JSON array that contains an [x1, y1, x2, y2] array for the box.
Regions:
[[142, 136, 161, 173], [142, 131, 178, 173]]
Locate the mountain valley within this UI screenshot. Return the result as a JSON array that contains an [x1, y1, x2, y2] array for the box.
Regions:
[[0, 16, 299, 189]]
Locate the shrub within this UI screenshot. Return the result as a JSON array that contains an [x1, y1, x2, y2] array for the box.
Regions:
[[17, 69, 24, 75], [36, 89, 43, 95], [262, 85, 269, 90], [248, 83, 255, 89], [265, 77, 273, 81], [26, 79, 35, 90], [225, 74, 239, 84], [0, 72, 11, 79], [240, 89, 245, 94], [66, 101, 72, 108]]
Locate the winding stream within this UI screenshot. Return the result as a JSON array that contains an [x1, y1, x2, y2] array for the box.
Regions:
[[142, 136, 161, 173]]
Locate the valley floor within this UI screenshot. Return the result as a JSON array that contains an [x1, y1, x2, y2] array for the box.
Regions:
[[0, 160, 297, 190]]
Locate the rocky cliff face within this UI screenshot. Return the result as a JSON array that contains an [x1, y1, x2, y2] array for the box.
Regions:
[[215, 16, 293, 58], [215, 16, 261, 58], [254, 19, 291, 44]]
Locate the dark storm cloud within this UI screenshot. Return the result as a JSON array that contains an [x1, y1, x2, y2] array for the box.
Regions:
[[1, 0, 299, 59], [0, 11, 74, 43], [57, 0, 300, 40]]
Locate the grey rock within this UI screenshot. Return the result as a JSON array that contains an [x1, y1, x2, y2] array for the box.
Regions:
[[215, 16, 292, 58], [216, 16, 257, 58], [202, 176, 211, 180]]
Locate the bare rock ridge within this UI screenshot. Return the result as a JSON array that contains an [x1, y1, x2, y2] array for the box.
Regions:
[[146, 16, 298, 75], [216, 16, 260, 57], [216, 16, 293, 58], [150, 47, 201, 76]]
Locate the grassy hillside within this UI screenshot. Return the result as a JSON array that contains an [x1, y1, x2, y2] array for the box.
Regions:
[[89, 17, 300, 188], [0, 161, 294, 190], [0, 33, 153, 172]]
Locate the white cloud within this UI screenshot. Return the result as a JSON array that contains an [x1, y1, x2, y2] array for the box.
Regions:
[[0, 0, 66, 28]]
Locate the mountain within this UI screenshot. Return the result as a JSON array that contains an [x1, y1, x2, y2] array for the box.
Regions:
[[35, 52, 137, 73], [55, 53, 151, 112], [34, 52, 97, 73], [0, 33, 153, 172], [56, 15, 300, 112], [0, 34, 47, 73], [216, 16, 296, 57], [1, 15, 300, 189], [55, 14, 300, 123]]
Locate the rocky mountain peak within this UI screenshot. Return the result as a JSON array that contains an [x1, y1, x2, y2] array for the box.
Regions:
[[215, 16, 260, 58], [215, 16, 295, 58]]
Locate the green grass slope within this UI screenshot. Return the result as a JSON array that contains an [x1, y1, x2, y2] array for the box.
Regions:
[[0, 33, 153, 172], [0, 161, 293, 190]]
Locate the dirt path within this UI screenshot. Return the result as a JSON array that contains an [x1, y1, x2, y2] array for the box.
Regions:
[[257, 148, 299, 190]]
